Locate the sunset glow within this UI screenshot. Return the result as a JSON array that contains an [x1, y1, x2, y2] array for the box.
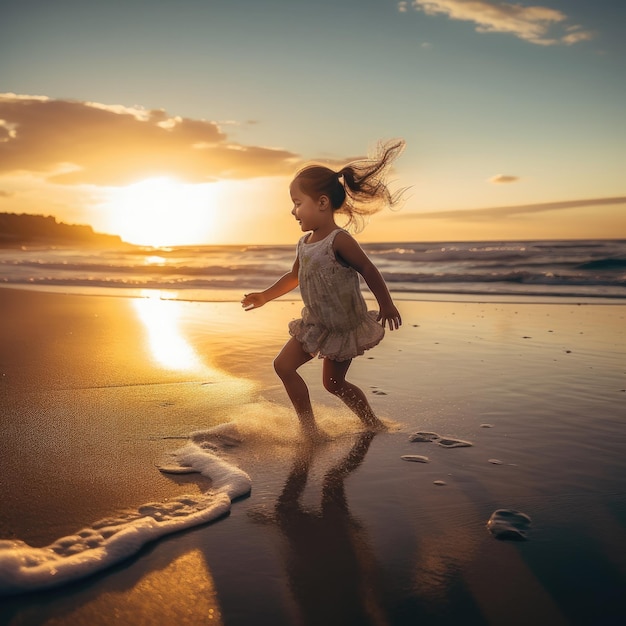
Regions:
[[1, 1, 624, 243], [103, 177, 220, 247]]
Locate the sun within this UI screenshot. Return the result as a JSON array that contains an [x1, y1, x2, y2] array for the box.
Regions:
[[102, 177, 220, 247]]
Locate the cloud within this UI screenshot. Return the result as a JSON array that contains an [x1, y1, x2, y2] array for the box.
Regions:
[[407, 0, 594, 46], [400, 196, 626, 222], [0, 94, 302, 186], [0, 189, 12, 198], [489, 174, 519, 183]]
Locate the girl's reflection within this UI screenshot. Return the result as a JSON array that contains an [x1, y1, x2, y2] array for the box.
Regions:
[[261, 432, 389, 626]]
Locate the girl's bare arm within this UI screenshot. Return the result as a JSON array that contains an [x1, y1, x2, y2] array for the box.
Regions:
[[242, 257, 299, 310], [334, 232, 401, 330]]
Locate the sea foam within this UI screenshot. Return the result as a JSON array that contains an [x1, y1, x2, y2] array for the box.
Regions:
[[0, 424, 251, 596]]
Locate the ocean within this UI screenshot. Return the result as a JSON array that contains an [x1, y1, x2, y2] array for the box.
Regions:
[[1, 238, 625, 301]]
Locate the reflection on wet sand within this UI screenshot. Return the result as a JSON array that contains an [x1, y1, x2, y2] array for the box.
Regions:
[[133, 290, 207, 372], [255, 432, 389, 626]]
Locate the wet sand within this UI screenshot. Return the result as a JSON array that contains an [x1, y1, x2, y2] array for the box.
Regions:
[[1, 287, 625, 625]]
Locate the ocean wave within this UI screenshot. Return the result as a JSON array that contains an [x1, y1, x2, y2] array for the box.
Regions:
[[2, 259, 285, 277], [576, 258, 626, 270], [0, 276, 262, 290], [384, 270, 626, 287], [1, 239, 625, 300]]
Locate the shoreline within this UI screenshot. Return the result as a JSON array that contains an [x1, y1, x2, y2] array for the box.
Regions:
[[2, 282, 625, 306], [1, 287, 625, 624]]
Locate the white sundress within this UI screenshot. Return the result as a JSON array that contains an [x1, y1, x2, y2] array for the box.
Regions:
[[288, 228, 384, 361]]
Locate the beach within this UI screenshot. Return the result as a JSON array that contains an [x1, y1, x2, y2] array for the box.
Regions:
[[1, 286, 625, 625]]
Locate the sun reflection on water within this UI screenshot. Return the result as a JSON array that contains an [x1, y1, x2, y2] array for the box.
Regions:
[[144, 255, 167, 266], [133, 290, 206, 372]]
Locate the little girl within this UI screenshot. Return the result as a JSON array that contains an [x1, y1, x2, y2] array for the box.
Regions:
[[241, 140, 405, 441]]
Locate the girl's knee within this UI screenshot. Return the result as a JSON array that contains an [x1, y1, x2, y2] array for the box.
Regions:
[[274, 339, 313, 380], [274, 354, 299, 380], [273, 356, 288, 379]]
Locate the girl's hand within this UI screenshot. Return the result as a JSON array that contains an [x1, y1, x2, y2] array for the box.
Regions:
[[241, 292, 266, 311], [377, 304, 402, 330]]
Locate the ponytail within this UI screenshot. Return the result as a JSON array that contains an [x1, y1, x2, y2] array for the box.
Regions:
[[293, 139, 406, 233]]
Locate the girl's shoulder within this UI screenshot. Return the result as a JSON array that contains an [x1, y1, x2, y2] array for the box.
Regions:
[[331, 228, 359, 252], [331, 228, 353, 243]]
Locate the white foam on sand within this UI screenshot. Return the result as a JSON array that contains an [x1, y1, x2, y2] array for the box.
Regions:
[[0, 404, 392, 597], [0, 423, 251, 596]]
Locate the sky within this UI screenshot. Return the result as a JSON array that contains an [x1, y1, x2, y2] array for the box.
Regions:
[[1, 0, 625, 246]]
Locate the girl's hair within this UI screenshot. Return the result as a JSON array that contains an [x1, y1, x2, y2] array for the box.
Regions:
[[292, 139, 406, 232]]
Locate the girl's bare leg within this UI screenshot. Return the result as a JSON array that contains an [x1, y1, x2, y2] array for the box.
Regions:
[[274, 338, 327, 441], [322, 358, 387, 431]]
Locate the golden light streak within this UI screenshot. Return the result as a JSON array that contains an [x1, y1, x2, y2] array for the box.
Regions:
[[133, 290, 206, 372]]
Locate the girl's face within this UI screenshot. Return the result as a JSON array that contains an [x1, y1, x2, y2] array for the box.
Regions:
[[290, 181, 324, 232]]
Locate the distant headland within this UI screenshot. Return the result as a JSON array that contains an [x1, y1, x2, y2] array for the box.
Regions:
[[0, 213, 127, 247]]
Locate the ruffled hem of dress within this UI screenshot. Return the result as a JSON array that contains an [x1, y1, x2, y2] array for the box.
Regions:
[[288, 310, 384, 362]]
